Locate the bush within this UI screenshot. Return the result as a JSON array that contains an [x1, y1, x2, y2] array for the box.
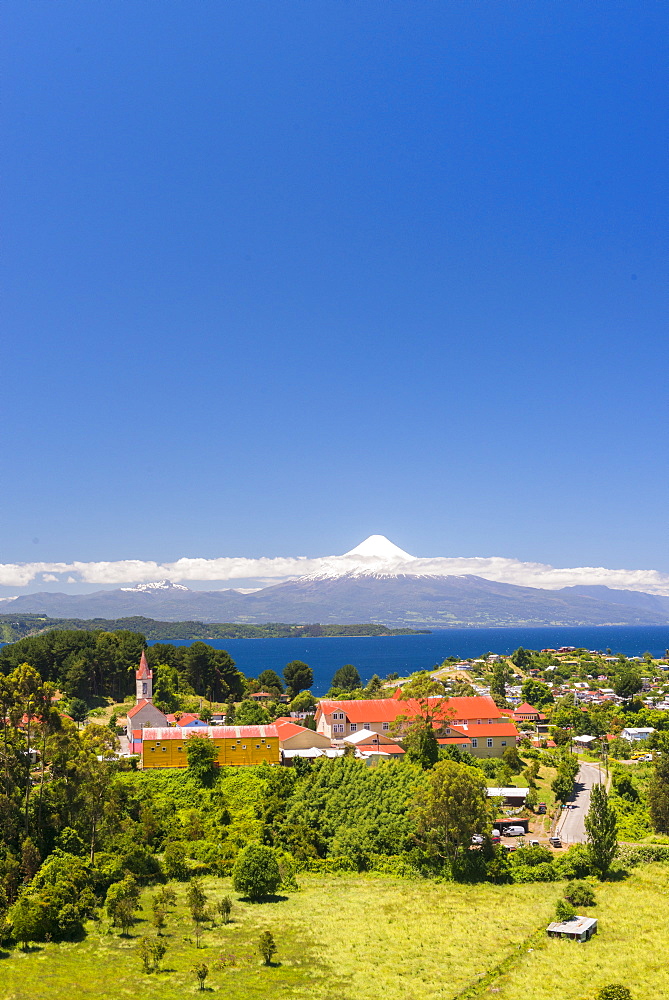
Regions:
[[555, 844, 595, 879], [595, 987, 633, 1000], [163, 842, 189, 881], [564, 880, 596, 907], [555, 897, 576, 921], [232, 844, 281, 901], [511, 862, 557, 883], [258, 929, 277, 965]]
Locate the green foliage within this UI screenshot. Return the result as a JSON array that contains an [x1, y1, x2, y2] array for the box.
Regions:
[[257, 669, 284, 694], [511, 647, 534, 670], [232, 843, 281, 900], [192, 961, 209, 990], [403, 722, 439, 769], [163, 841, 189, 881], [585, 783, 619, 877], [564, 880, 596, 907], [289, 689, 317, 713], [138, 935, 167, 973], [185, 735, 218, 785], [614, 668, 643, 700], [413, 760, 490, 863], [595, 987, 633, 1000], [186, 878, 207, 923], [217, 895, 232, 923], [331, 664, 362, 691], [259, 929, 277, 965], [283, 661, 313, 698], [648, 750, 669, 834], [520, 677, 554, 707], [555, 897, 576, 921], [235, 700, 271, 725]]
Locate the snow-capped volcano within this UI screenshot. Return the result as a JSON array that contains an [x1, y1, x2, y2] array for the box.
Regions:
[[305, 534, 429, 580], [120, 579, 190, 593]]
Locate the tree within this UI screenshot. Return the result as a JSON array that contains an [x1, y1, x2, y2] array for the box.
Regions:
[[584, 783, 618, 878], [283, 661, 313, 698], [152, 906, 166, 935], [9, 895, 49, 948], [613, 668, 643, 701], [511, 648, 534, 671], [490, 662, 510, 707], [217, 895, 232, 924], [163, 841, 189, 880], [20, 838, 41, 881], [67, 697, 89, 727], [403, 723, 439, 769], [502, 746, 523, 774], [289, 690, 317, 714], [185, 735, 218, 785], [258, 669, 284, 695], [186, 878, 207, 924], [520, 678, 554, 708], [412, 760, 490, 863], [192, 962, 209, 991], [235, 700, 271, 725], [331, 664, 361, 691], [259, 929, 277, 965], [232, 843, 281, 901], [648, 749, 669, 833]]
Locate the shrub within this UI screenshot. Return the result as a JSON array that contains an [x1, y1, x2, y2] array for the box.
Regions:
[[595, 987, 633, 1000], [217, 896, 232, 924], [555, 897, 576, 921], [564, 880, 596, 907], [232, 844, 281, 901], [555, 844, 595, 879], [259, 929, 277, 965]]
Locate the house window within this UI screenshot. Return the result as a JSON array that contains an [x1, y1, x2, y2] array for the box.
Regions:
[[333, 724, 344, 734], [162, 747, 167, 751], [501, 741, 507, 747], [363, 723, 371, 730], [471, 738, 478, 748], [382, 722, 390, 731], [487, 738, 493, 748], [350, 723, 357, 732]]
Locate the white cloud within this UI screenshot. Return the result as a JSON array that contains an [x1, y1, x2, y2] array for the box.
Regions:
[[1, 543, 669, 595]]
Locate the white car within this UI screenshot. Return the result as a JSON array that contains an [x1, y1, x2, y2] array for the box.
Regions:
[[505, 825, 526, 837]]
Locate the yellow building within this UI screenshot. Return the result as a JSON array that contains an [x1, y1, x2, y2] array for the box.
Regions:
[[141, 725, 279, 769]]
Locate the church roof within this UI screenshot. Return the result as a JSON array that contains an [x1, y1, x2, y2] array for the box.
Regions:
[[136, 650, 152, 680]]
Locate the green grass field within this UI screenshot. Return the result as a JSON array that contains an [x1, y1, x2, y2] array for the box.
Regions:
[[1, 868, 666, 1000]]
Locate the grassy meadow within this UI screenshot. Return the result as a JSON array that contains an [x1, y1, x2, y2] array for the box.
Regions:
[[1, 868, 666, 1000]]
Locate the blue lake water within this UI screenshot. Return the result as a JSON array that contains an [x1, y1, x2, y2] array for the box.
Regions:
[[148, 625, 669, 695]]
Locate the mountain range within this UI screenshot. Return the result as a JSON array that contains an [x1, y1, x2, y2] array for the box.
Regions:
[[3, 536, 669, 627]]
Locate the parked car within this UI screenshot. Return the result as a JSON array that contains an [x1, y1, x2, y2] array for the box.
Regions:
[[530, 839, 540, 847], [471, 834, 484, 845], [505, 825, 526, 836], [537, 803, 547, 814], [549, 836, 562, 848]]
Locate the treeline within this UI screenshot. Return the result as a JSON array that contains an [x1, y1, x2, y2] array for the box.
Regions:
[[0, 614, 427, 643], [0, 631, 243, 703]]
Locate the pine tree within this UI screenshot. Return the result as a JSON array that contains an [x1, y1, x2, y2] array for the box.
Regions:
[[584, 783, 618, 878]]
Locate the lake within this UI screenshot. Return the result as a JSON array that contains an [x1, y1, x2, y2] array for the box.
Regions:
[[148, 625, 669, 695]]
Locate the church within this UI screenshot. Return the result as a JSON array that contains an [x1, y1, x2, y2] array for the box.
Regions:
[[126, 651, 169, 731]]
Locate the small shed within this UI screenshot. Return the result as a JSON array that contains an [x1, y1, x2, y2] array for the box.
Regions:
[[547, 916, 597, 942]]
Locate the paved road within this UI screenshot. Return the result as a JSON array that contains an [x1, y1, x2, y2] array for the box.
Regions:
[[556, 761, 608, 844]]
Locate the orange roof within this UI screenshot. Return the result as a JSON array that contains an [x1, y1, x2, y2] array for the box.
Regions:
[[136, 650, 152, 680], [438, 736, 472, 745], [513, 702, 539, 716], [317, 695, 501, 726], [274, 720, 313, 739], [357, 743, 405, 755], [128, 699, 151, 718]]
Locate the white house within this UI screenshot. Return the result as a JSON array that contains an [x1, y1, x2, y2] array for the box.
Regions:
[[621, 727, 655, 742]]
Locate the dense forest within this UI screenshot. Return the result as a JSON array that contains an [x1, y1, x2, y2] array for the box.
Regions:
[[0, 614, 427, 643]]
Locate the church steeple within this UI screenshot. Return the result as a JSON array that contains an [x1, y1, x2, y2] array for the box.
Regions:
[[136, 650, 153, 702]]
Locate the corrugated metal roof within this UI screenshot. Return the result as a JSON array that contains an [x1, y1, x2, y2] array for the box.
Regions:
[[141, 725, 279, 740], [317, 695, 502, 725]]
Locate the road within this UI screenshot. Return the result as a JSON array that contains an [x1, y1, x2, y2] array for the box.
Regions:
[[556, 761, 608, 844]]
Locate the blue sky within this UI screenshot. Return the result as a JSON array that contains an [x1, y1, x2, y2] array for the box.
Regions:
[[2, 1, 668, 592]]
